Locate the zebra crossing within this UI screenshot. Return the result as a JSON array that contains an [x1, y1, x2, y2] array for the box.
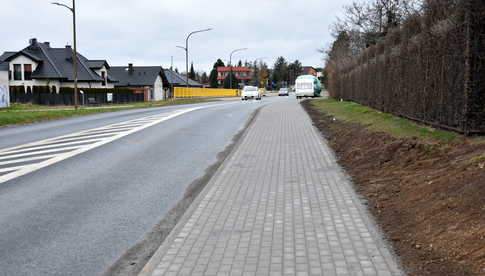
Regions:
[[0, 105, 209, 184]]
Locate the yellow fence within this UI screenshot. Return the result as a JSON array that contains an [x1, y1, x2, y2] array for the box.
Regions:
[[174, 87, 239, 98]]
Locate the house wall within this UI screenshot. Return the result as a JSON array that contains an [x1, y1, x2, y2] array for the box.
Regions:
[[61, 81, 114, 89], [0, 70, 10, 107], [9, 78, 61, 92], [94, 65, 110, 88]]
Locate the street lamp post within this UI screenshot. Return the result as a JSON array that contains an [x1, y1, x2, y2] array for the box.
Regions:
[[229, 48, 248, 89], [179, 28, 212, 89], [52, 0, 79, 109]]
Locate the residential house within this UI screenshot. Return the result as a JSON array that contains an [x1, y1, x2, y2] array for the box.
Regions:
[[302, 66, 317, 76], [109, 64, 170, 101], [217, 66, 252, 86], [0, 38, 116, 93]]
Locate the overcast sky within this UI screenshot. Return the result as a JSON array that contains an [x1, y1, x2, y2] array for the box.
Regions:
[[1, 0, 353, 73]]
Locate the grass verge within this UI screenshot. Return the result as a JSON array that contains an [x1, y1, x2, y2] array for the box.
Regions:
[[308, 98, 459, 142], [0, 98, 219, 127]]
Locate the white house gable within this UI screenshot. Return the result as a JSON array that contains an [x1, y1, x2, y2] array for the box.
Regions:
[[8, 55, 39, 86]]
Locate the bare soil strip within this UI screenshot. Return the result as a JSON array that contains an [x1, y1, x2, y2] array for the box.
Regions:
[[302, 100, 485, 276]]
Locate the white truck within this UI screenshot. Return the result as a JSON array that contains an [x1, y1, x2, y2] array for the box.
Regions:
[[241, 86, 262, 101], [295, 75, 322, 99]]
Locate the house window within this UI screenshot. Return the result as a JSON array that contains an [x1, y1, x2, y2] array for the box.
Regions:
[[24, 64, 32, 80], [13, 64, 22, 80], [101, 71, 106, 86]]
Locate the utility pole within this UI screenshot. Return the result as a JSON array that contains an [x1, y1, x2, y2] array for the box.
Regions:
[[52, 0, 78, 109]]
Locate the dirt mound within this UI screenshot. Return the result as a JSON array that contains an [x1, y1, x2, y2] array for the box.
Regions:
[[302, 101, 485, 276]]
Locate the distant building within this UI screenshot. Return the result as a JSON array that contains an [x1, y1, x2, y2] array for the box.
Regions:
[[217, 66, 252, 86], [302, 66, 317, 76], [0, 38, 116, 92]]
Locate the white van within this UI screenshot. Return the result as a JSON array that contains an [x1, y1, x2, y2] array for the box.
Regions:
[[295, 75, 321, 99]]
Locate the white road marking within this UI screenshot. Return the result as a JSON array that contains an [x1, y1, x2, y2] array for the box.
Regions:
[[0, 154, 59, 166], [46, 132, 117, 143], [0, 165, 32, 173], [0, 103, 234, 184], [0, 146, 84, 161], [0, 138, 105, 155]]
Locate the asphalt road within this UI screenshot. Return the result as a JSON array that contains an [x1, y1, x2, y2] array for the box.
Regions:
[[0, 97, 290, 276]]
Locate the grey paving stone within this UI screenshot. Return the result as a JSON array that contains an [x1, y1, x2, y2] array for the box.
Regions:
[[145, 101, 405, 276]]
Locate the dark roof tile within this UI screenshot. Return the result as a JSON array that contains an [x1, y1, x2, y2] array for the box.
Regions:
[[109, 66, 164, 87], [164, 69, 202, 87], [0, 62, 8, 71]]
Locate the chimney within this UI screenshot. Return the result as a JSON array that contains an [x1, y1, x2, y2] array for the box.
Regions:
[[128, 63, 134, 74], [29, 38, 38, 46], [44, 42, 50, 48]]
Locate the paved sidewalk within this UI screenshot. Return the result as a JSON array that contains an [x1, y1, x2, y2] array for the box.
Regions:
[[141, 101, 404, 276]]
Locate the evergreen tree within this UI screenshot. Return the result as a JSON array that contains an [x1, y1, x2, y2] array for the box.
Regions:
[[251, 60, 260, 87], [223, 71, 239, 89], [201, 72, 209, 84], [209, 70, 218, 88], [189, 62, 196, 80], [288, 60, 303, 85], [209, 59, 226, 88], [214, 59, 225, 68], [272, 57, 289, 87], [237, 60, 243, 67]]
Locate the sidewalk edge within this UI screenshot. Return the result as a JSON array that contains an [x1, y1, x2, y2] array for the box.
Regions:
[[137, 106, 264, 276]]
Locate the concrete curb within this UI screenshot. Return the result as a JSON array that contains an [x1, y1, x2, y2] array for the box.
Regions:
[[135, 106, 263, 276]]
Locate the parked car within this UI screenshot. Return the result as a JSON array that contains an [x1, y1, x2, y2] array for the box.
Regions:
[[278, 88, 289, 96], [295, 75, 322, 99], [241, 86, 262, 101]]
